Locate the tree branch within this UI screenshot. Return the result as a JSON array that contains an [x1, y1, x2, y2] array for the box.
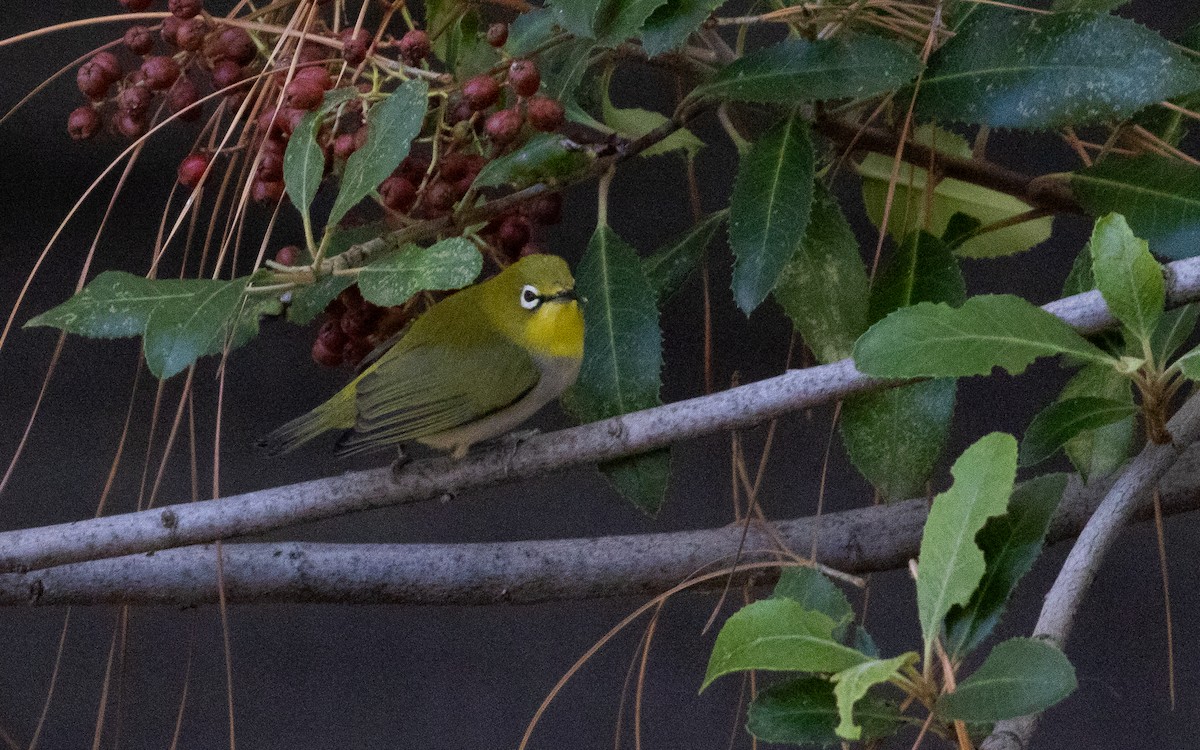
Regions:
[[3, 257, 1200, 577], [980, 393, 1200, 750], [7, 441, 1200, 607]]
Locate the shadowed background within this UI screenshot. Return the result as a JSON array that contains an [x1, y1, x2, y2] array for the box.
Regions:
[[1, 2, 1199, 747]]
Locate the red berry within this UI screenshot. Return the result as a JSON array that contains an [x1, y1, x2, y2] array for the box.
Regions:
[[178, 152, 209, 188], [141, 56, 180, 90], [317, 318, 348, 350], [210, 59, 244, 90], [497, 215, 531, 254], [168, 0, 203, 19], [76, 62, 111, 100], [286, 77, 325, 110], [447, 98, 474, 125], [294, 65, 333, 89], [275, 244, 302, 266], [439, 153, 472, 181], [312, 337, 343, 367], [252, 179, 285, 203], [462, 75, 501, 111], [339, 285, 364, 310], [91, 52, 123, 82], [114, 110, 147, 138], [176, 17, 207, 51], [527, 96, 565, 132], [342, 337, 373, 366], [398, 29, 431, 65], [257, 148, 284, 180], [522, 192, 562, 225], [168, 77, 202, 120], [399, 156, 429, 181], [124, 25, 154, 55], [295, 43, 327, 65], [508, 59, 540, 98], [161, 16, 182, 47], [117, 85, 152, 116], [485, 108, 523, 145], [339, 28, 372, 66], [462, 154, 487, 180], [340, 305, 380, 337], [67, 106, 101, 140], [486, 23, 508, 48], [333, 132, 358, 160], [215, 26, 256, 65], [426, 180, 457, 212], [379, 176, 416, 212], [120, 0, 153, 10]]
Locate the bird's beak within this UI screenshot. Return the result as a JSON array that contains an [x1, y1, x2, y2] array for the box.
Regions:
[[546, 288, 579, 303]]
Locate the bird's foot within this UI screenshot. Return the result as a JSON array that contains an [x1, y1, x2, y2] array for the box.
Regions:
[[499, 427, 541, 446], [390, 446, 411, 479]]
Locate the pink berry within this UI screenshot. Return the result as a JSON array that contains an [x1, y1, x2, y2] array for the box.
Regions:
[[252, 179, 285, 203], [176, 17, 207, 51], [117, 85, 152, 115], [168, 77, 202, 120], [275, 244, 301, 265], [114, 110, 147, 138], [120, 0, 154, 10], [76, 62, 111, 100], [257, 148, 284, 181], [141, 55, 180, 90], [286, 77, 325, 110], [398, 29, 431, 65], [486, 23, 508, 48], [161, 16, 182, 47], [67, 106, 101, 140], [210, 59, 244, 90], [215, 26, 256, 65], [168, 0, 203, 19], [124, 25, 154, 55], [497, 215, 531, 254], [508, 59, 540, 98], [379, 176, 416, 212], [333, 132, 358, 160], [527, 96, 564, 132], [339, 28, 372, 66], [178, 152, 210, 188], [484, 107, 523, 145], [311, 337, 343, 367], [294, 65, 333, 89], [462, 75, 500, 111]]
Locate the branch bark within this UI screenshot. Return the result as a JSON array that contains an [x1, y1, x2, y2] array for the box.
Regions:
[[980, 394, 1200, 750], [2, 257, 1200, 577], [7, 441, 1200, 607]]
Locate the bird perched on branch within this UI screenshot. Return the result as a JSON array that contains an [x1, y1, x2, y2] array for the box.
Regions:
[[260, 253, 584, 459]]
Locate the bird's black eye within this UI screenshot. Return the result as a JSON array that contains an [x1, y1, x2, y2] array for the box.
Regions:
[[520, 284, 541, 310]]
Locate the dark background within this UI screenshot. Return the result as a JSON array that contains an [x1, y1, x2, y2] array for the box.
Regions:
[[1, 2, 1199, 747]]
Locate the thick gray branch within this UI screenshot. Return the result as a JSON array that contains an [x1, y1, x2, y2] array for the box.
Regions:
[[981, 394, 1200, 750], [5, 443, 1200, 607], [2, 257, 1200, 577]]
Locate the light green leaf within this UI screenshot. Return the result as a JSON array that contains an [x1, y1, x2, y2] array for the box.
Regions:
[[601, 99, 702, 159], [283, 110, 324, 222], [26, 271, 172, 338], [917, 8, 1200, 128], [1089, 213, 1165, 345], [143, 277, 252, 379], [1019, 397, 1137, 467], [937, 638, 1076, 722], [773, 184, 869, 364], [694, 36, 922, 104], [832, 653, 917, 740], [1176, 341, 1200, 380], [853, 294, 1115, 378], [945, 474, 1065, 659], [472, 133, 593, 189], [772, 567, 854, 635], [702, 599, 870, 691], [640, 0, 727, 57], [356, 238, 482, 307], [747, 677, 902, 746], [858, 126, 1052, 259], [916, 433, 1017, 653], [642, 211, 725, 304], [1073, 156, 1200, 260], [563, 225, 668, 515], [1059, 364, 1134, 481], [729, 116, 814, 314], [328, 79, 428, 229], [1151, 303, 1200, 364]]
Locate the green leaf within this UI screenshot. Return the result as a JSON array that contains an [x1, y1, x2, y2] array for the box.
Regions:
[[427, 1, 495, 76], [547, 0, 668, 46], [694, 36, 922, 104], [1151, 303, 1200, 364], [858, 126, 1052, 259], [772, 567, 854, 635], [563, 225, 668, 515], [287, 274, 354, 325], [143, 277, 252, 379], [642, 211, 724, 304], [937, 638, 1076, 722], [26, 271, 174, 338], [729, 116, 814, 314], [600, 99, 702, 159], [851, 627, 879, 659], [1175, 342, 1200, 380], [640, 0, 726, 57], [472, 133, 593, 189], [747, 677, 902, 747], [1058, 364, 1134, 481], [916, 433, 1018, 653], [853, 294, 1115, 378], [702, 599, 869, 690], [945, 474, 1066, 658], [1073, 156, 1200, 260], [1088, 213, 1165, 345], [1051, 0, 1129, 11], [283, 110, 324, 223], [328, 79, 428, 229], [1019, 397, 1137, 467], [917, 8, 1200, 128], [505, 8, 556, 57], [538, 38, 607, 131], [772, 184, 869, 364], [867, 230, 966, 325], [356, 238, 482, 307], [832, 653, 917, 740]]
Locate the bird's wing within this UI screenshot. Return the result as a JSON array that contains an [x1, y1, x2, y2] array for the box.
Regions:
[[336, 336, 541, 455]]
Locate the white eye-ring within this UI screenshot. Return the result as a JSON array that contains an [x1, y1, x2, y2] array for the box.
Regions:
[[520, 284, 541, 310]]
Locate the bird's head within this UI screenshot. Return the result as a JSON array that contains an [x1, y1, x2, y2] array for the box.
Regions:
[[485, 253, 584, 360]]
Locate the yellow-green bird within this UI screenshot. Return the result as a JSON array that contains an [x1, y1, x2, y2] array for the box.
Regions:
[[260, 253, 584, 458]]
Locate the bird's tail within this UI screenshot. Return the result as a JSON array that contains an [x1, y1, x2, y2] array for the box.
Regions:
[[257, 386, 357, 455]]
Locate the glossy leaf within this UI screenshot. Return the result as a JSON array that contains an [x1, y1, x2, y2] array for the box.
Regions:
[[504, 8, 556, 57], [773, 184, 869, 364], [917, 8, 1200, 128], [832, 653, 917, 740], [853, 294, 1115, 378], [283, 110, 324, 222], [356, 239, 482, 307], [916, 433, 1018, 652], [1019, 397, 1137, 467], [1059, 364, 1134, 481], [26, 271, 175, 338], [772, 567, 854, 635], [640, 0, 727, 57], [858, 126, 1052, 259], [328, 79, 428, 229], [1089, 213, 1164, 345], [729, 116, 814, 314], [473, 133, 593, 189], [938, 638, 1076, 722], [695, 36, 922, 104], [702, 599, 869, 690], [945, 474, 1066, 658], [1073, 156, 1200, 260], [547, 0, 668, 46], [747, 677, 902, 747], [643, 211, 724, 304], [866, 230, 966, 325], [1151, 303, 1200, 364], [538, 37, 606, 130], [564, 225, 668, 515]]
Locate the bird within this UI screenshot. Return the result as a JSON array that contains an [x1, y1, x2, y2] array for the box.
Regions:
[[259, 253, 584, 459]]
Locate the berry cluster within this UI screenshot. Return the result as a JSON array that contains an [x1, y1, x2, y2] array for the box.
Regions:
[[313, 285, 412, 368]]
